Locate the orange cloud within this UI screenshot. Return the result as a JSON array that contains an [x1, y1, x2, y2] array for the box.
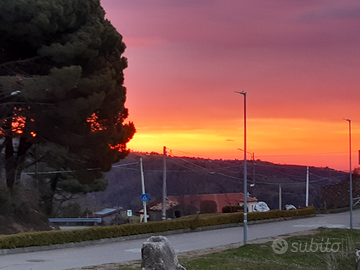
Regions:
[[128, 118, 360, 171]]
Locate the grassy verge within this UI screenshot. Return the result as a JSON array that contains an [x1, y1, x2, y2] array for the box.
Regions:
[[317, 205, 360, 215], [116, 228, 360, 270]]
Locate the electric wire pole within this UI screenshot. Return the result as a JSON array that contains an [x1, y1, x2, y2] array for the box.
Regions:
[[306, 166, 309, 207], [140, 158, 147, 222], [279, 184, 282, 210], [235, 91, 247, 245], [344, 119, 353, 229]]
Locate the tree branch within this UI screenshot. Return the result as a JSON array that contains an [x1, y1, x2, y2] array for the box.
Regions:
[[0, 56, 41, 68]]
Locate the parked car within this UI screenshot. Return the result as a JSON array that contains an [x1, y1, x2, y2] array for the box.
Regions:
[[254, 201, 270, 212], [285, 204, 296, 210]]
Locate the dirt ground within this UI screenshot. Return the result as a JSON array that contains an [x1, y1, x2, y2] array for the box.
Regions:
[[68, 230, 320, 270]]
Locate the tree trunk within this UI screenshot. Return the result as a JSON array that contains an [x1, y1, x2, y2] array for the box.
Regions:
[[3, 115, 33, 193], [5, 136, 16, 193], [41, 176, 59, 215]]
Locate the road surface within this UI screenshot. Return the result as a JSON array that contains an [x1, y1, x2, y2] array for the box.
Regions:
[[0, 209, 359, 270]]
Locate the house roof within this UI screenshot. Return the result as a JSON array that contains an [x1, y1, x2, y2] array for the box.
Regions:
[[147, 193, 257, 213], [89, 208, 118, 218], [148, 198, 179, 211], [136, 197, 179, 214]]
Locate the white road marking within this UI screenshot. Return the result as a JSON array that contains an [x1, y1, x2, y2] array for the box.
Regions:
[[293, 224, 347, 228], [125, 249, 141, 252]]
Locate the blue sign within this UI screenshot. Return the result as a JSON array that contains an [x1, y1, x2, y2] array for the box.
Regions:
[[141, 194, 149, 202]]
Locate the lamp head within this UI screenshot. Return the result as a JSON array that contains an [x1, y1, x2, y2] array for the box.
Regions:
[[10, 91, 21, 96], [234, 91, 246, 95]]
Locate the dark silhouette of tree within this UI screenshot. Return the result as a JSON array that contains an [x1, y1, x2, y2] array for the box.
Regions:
[[321, 170, 360, 209], [200, 200, 217, 213], [0, 0, 135, 194]]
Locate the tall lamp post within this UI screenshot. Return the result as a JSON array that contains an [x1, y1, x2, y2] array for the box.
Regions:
[[344, 118, 353, 229], [235, 91, 247, 245], [162, 146, 167, 221]]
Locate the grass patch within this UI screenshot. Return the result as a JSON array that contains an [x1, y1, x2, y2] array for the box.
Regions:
[[117, 228, 360, 270], [181, 228, 360, 270]]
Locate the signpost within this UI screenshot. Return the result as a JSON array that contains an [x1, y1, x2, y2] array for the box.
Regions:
[[140, 158, 148, 222], [141, 194, 149, 202]]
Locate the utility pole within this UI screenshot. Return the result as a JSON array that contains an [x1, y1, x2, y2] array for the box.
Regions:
[[140, 158, 147, 222], [279, 184, 282, 210], [162, 146, 167, 221], [252, 153, 256, 197], [306, 166, 309, 207], [235, 91, 248, 245]]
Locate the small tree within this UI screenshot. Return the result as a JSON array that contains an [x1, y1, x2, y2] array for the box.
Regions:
[[200, 200, 217, 214]]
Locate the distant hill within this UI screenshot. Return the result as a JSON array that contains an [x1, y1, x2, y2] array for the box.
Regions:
[[89, 152, 348, 212]]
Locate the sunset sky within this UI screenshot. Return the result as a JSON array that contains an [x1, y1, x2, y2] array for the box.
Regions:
[[101, 0, 360, 171]]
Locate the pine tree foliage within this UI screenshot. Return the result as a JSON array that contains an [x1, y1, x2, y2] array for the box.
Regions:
[[0, 0, 135, 192]]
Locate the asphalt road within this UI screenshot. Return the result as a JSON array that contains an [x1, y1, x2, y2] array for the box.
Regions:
[[1, 209, 359, 270]]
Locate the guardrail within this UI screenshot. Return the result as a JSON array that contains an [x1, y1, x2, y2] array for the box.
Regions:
[[48, 218, 102, 226]]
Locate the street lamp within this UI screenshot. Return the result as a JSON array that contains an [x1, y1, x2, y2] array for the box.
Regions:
[[162, 146, 167, 221], [235, 91, 247, 245], [10, 91, 21, 96], [344, 118, 353, 229], [237, 148, 254, 161], [0, 91, 21, 100], [0, 91, 22, 123]]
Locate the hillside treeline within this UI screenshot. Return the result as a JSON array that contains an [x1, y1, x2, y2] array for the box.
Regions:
[[89, 152, 348, 212]]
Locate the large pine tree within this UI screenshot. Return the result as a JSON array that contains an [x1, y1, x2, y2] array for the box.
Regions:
[[0, 0, 135, 193]]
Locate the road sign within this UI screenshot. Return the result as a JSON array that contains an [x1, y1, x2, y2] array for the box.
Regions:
[[141, 194, 149, 202], [127, 210, 132, 217]]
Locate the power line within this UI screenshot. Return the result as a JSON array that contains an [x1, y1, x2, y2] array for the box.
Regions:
[[112, 162, 139, 167]]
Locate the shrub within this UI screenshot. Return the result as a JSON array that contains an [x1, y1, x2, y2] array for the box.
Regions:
[[222, 205, 244, 213]]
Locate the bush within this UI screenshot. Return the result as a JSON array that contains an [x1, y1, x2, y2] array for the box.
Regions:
[[222, 205, 244, 213]]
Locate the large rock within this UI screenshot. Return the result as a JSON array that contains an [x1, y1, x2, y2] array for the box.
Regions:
[[141, 236, 186, 270], [356, 250, 360, 270]]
